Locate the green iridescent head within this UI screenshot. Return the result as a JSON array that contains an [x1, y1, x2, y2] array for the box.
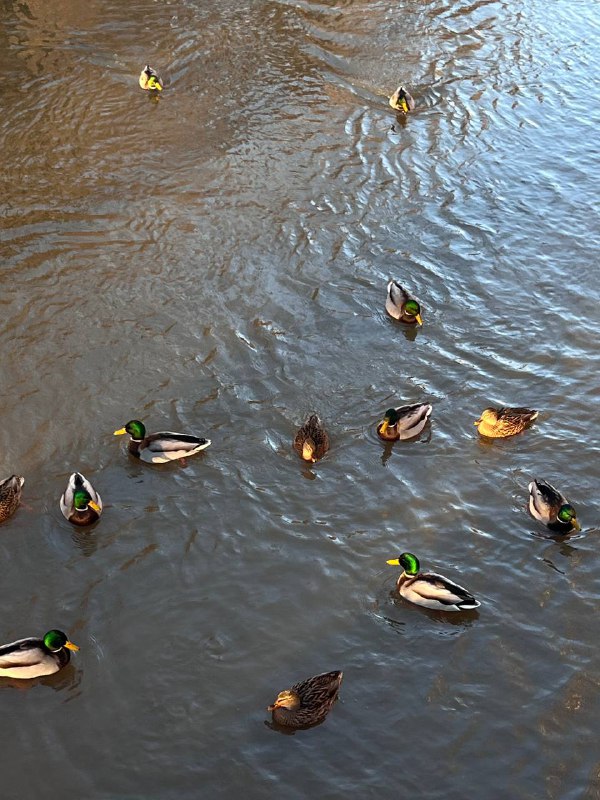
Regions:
[[384, 408, 401, 425], [558, 504, 578, 526], [399, 553, 420, 574], [73, 489, 91, 511], [43, 630, 68, 651], [386, 552, 420, 574], [404, 299, 421, 318], [114, 420, 146, 440]]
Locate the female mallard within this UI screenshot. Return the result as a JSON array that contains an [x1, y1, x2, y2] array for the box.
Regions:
[[386, 280, 423, 325], [474, 407, 538, 438], [60, 472, 103, 527], [114, 420, 211, 464], [528, 479, 580, 533], [0, 629, 79, 679], [293, 414, 330, 463], [0, 475, 24, 524], [377, 403, 432, 441], [386, 552, 480, 612], [139, 65, 163, 91], [389, 86, 415, 113], [268, 670, 343, 728]]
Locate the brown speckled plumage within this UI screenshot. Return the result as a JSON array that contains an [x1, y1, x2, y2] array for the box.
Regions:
[[0, 475, 24, 524], [475, 406, 538, 438], [268, 670, 343, 728], [293, 414, 330, 462]]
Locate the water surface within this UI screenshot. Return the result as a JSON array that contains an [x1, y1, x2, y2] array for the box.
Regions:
[[1, 0, 599, 798]]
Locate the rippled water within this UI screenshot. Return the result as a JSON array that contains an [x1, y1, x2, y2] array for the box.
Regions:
[[1, 0, 599, 797]]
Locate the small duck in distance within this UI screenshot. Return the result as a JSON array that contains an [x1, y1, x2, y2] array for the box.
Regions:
[[0, 629, 79, 679], [386, 552, 480, 612], [389, 85, 415, 113], [377, 403, 432, 441], [139, 65, 163, 92], [268, 670, 343, 729], [528, 479, 580, 533], [114, 420, 211, 464], [60, 472, 102, 527], [0, 475, 24, 524], [386, 280, 423, 325], [474, 407, 538, 438], [293, 414, 330, 463]]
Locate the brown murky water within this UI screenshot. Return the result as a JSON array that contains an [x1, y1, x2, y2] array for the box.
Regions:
[[1, 0, 599, 797]]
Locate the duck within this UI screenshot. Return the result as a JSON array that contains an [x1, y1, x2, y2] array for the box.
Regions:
[[389, 85, 415, 113], [474, 406, 538, 438], [139, 65, 163, 91], [60, 472, 103, 526], [268, 670, 343, 728], [386, 552, 480, 612], [0, 475, 24, 524], [0, 629, 79, 679], [114, 419, 211, 464], [385, 280, 423, 325], [377, 403, 432, 441], [293, 414, 330, 463], [528, 479, 580, 533]]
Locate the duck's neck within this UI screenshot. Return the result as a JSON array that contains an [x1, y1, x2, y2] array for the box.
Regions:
[[397, 570, 410, 587], [128, 439, 142, 457]]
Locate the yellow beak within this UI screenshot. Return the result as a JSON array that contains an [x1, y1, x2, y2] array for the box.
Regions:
[[386, 558, 401, 565], [88, 500, 101, 513], [415, 313, 423, 326], [113, 428, 126, 436], [65, 640, 80, 652], [379, 420, 389, 435], [572, 519, 581, 531]]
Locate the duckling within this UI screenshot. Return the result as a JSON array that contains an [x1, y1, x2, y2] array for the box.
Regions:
[[114, 420, 211, 464], [139, 65, 163, 92], [386, 280, 423, 325], [268, 670, 343, 728], [377, 403, 432, 441], [0, 475, 24, 524], [528, 479, 580, 533], [474, 407, 538, 438], [0, 629, 79, 679], [60, 472, 103, 527], [386, 552, 480, 612], [389, 85, 415, 113], [293, 414, 330, 463]]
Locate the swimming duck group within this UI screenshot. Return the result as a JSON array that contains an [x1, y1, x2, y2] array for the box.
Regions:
[[0, 77, 583, 731]]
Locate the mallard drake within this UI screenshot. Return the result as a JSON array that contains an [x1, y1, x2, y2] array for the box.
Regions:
[[386, 552, 480, 612], [389, 86, 415, 113], [139, 65, 163, 91], [377, 403, 432, 441], [474, 407, 538, 438], [528, 479, 580, 533], [268, 670, 343, 728], [0, 475, 24, 524], [0, 629, 79, 679], [114, 420, 211, 464], [386, 280, 423, 325], [293, 414, 330, 463], [60, 472, 102, 526]]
